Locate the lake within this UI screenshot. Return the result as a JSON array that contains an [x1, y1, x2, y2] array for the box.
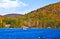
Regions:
[[0, 28, 60, 39]]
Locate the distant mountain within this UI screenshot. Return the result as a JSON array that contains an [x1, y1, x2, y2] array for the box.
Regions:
[[0, 15, 2, 16], [3, 14, 23, 18]]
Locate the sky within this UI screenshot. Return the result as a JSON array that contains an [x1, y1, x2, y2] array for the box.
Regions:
[[0, 0, 60, 15]]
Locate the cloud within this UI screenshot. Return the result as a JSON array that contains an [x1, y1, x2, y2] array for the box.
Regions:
[[0, 0, 27, 9]]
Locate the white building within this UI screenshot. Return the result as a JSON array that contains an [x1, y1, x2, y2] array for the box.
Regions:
[[5, 24, 10, 28]]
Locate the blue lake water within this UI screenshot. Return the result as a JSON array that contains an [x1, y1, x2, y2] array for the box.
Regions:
[[0, 28, 60, 39]]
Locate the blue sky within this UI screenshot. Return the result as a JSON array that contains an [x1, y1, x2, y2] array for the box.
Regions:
[[0, 0, 60, 15]]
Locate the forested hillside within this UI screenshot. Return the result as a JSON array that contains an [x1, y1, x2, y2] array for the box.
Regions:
[[0, 2, 60, 28]]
